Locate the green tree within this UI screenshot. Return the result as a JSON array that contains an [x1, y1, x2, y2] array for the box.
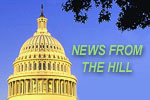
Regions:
[[62, 0, 150, 31]]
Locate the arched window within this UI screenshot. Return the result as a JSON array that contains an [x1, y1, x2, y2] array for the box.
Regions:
[[61, 64, 63, 71], [39, 62, 42, 70], [18, 65, 20, 72], [43, 55, 46, 58], [48, 62, 51, 70], [34, 63, 36, 70], [53, 62, 56, 71], [29, 63, 32, 71], [25, 64, 27, 71], [43, 62, 46, 70], [40, 45, 42, 48], [21, 64, 23, 71], [34, 55, 36, 58], [19, 65, 22, 72], [57, 63, 60, 71]]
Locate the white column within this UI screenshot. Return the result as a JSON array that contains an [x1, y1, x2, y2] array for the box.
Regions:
[[30, 79, 32, 93], [68, 81, 69, 96], [36, 79, 38, 93], [58, 80, 60, 94], [74, 83, 76, 96], [8, 83, 10, 96], [70, 82, 72, 96], [41, 79, 44, 93], [53, 79, 54, 94], [56, 80, 57, 94], [24, 80, 26, 94], [26, 80, 28, 94], [19, 80, 21, 95], [14, 81, 16, 96], [64, 80, 65, 95], [22, 80, 24, 94], [10, 82, 12, 96], [46, 79, 48, 93], [60, 80, 61, 94]]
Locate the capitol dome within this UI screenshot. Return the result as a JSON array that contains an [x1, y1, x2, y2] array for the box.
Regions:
[[7, 5, 77, 100], [19, 34, 65, 55], [13, 10, 71, 75]]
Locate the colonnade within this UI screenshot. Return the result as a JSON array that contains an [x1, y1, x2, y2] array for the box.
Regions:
[[14, 61, 71, 74], [8, 78, 76, 97]]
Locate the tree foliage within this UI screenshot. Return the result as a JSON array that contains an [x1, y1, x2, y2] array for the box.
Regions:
[[62, 0, 150, 31]]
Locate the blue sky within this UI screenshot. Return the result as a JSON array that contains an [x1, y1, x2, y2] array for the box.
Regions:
[[0, 0, 150, 100]]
